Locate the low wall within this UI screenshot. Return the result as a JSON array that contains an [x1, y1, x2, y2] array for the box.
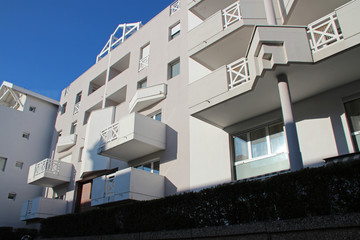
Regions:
[[41, 213, 360, 240]]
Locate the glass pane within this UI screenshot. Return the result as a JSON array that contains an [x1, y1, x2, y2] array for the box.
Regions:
[[154, 113, 162, 122], [143, 163, 152, 172], [153, 161, 160, 174], [171, 61, 180, 77], [269, 123, 286, 154], [0, 158, 6, 171], [344, 99, 360, 132], [250, 128, 268, 158], [234, 134, 249, 161]]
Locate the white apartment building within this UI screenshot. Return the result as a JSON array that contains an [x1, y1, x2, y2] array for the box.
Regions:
[[20, 0, 360, 222], [0, 81, 58, 228]]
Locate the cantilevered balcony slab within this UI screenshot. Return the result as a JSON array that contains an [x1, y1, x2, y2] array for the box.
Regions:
[[129, 84, 167, 113], [27, 158, 72, 187], [91, 167, 164, 206], [98, 112, 166, 161], [20, 197, 67, 221], [57, 134, 77, 152]]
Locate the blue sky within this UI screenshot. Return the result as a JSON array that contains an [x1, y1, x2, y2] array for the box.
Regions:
[[0, 0, 174, 101]]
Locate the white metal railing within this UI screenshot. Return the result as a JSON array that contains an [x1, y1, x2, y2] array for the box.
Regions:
[[100, 121, 120, 147], [223, 1, 241, 29], [33, 159, 61, 177], [104, 175, 115, 196], [138, 55, 149, 72], [307, 12, 343, 52], [170, 0, 180, 15], [227, 57, 250, 89], [73, 102, 80, 115]]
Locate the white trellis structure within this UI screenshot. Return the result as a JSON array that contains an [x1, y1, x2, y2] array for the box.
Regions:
[[96, 22, 142, 62], [73, 102, 80, 115], [138, 55, 150, 72], [100, 121, 120, 147], [227, 57, 250, 89], [170, 0, 180, 15], [223, 1, 242, 29], [104, 175, 115, 197], [0, 82, 24, 110], [307, 12, 343, 52], [33, 159, 61, 177]]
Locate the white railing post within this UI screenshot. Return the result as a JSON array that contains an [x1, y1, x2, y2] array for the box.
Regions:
[[227, 57, 250, 89], [307, 12, 343, 52], [170, 0, 180, 15], [33, 159, 61, 177], [223, 1, 241, 29], [104, 175, 115, 197]]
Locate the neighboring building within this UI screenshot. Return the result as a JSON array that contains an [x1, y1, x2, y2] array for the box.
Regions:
[[0, 81, 58, 228], [20, 0, 360, 223]]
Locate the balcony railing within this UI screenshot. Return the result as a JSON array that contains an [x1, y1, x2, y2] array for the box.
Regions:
[[227, 57, 250, 89], [138, 55, 149, 71], [20, 197, 67, 221], [223, 1, 241, 29], [307, 12, 343, 52], [100, 121, 120, 148], [170, 0, 180, 15], [73, 102, 80, 114], [33, 159, 60, 177]]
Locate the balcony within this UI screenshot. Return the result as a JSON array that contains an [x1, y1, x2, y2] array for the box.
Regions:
[[27, 158, 72, 187], [91, 167, 165, 206], [57, 134, 77, 152], [20, 197, 67, 221], [97, 112, 166, 161], [129, 84, 167, 113], [188, 0, 267, 70]]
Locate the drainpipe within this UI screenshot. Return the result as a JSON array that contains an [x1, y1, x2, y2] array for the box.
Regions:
[[264, 0, 277, 25], [277, 73, 303, 171]]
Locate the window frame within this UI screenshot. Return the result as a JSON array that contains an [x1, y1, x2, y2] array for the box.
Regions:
[[135, 159, 160, 174], [0, 157, 7, 172], [70, 121, 77, 135], [29, 106, 36, 113], [169, 22, 180, 40], [61, 102, 67, 115], [137, 78, 148, 89], [22, 132, 30, 140], [168, 58, 180, 79]]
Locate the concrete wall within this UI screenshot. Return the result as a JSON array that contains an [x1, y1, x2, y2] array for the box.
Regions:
[[0, 95, 58, 228]]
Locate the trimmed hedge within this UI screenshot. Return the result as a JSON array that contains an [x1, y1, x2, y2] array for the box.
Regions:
[[41, 160, 360, 238], [0, 227, 38, 240]]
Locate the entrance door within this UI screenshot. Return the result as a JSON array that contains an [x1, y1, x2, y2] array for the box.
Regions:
[[344, 98, 360, 151], [74, 181, 92, 213]]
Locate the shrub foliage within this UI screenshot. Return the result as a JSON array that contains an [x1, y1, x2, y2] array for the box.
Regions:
[[41, 160, 360, 238]]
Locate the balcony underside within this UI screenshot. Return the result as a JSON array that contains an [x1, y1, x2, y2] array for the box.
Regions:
[[191, 44, 360, 129], [28, 174, 70, 188]]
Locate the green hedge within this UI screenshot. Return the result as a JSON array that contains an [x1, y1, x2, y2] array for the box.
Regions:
[[0, 227, 38, 240], [41, 160, 360, 238]]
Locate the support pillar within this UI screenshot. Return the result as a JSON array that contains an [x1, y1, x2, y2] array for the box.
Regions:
[[277, 73, 303, 171], [264, 0, 277, 25]]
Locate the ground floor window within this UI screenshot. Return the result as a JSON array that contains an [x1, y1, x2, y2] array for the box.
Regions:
[[233, 122, 289, 180], [135, 160, 160, 174]]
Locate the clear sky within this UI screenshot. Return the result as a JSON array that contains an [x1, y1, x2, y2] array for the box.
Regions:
[[0, 0, 174, 101]]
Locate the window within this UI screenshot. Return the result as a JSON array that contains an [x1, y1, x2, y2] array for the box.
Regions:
[[58, 130, 62, 137], [150, 111, 162, 122], [75, 91, 82, 104], [139, 44, 150, 71], [61, 103, 67, 115], [8, 192, 16, 200], [22, 132, 30, 140], [137, 78, 147, 89], [233, 122, 286, 163], [70, 121, 77, 134], [63, 86, 70, 96], [344, 98, 360, 151], [15, 161, 23, 170], [29, 106, 36, 112], [169, 22, 180, 40], [0, 157, 7, 172], [135, 160, 160, 174], [78, 147, 84, 162], [168, 58, 180, 79]]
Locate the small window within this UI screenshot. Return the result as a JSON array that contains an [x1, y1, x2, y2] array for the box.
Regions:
[[61, 103, 67, 115], [29, 106, 36, 112], [22, 132, 30, 140], [8, 192, 16, 200], [70, 121, 77, 134], [75, 91, 82, 104], [135, 160, 160, 174], [150, 111, 162, 122], [137, 78, 147, 89], [58, 130, 62, 137], [169, 22, 180, 40], [0, 157, 7, 172], [15, 161, 24, 170], [78, 147, 84, 162], [168, 58, 180, 79], [64, 86, 70, 96]]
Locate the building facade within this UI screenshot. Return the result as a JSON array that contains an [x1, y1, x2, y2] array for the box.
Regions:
[[0, 81, 58, 227], [20, 0, 360, 222]]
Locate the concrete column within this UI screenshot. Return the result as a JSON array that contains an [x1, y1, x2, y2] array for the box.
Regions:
[[264, 0, 277, 25], [277, 73, 303, 171]]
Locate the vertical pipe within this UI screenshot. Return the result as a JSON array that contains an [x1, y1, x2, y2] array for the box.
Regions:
[[264, 0, 277, 25]]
